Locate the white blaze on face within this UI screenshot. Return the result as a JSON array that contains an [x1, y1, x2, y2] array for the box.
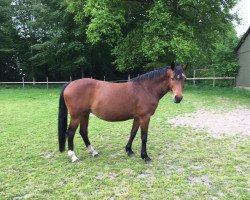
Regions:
[[68, 150, 79, 162], [88, 145, 99, 157]]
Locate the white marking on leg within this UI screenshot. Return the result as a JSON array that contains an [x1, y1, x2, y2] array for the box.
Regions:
[[87, 145, 99, 157], [68, 150, 79, 162]]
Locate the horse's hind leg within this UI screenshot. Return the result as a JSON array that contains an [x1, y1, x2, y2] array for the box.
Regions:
[[79, 112, 99, 157], [125, 118, 140, 157], [67, 118, 80, 162]]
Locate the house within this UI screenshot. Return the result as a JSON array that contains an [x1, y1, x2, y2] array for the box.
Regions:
[[235, 26, 250, 88]]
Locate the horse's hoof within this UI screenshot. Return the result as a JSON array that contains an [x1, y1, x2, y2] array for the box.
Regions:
[[92, 151, 99, 157], [144, 157, 152, 164], [127, 151, 135, 157], [72, 158, 80, 163]]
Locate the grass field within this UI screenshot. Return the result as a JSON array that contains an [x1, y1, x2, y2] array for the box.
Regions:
[[0, 86, 249, 199]]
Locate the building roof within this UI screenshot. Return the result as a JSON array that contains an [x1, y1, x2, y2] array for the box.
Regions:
[[235, 26, 250, 52]]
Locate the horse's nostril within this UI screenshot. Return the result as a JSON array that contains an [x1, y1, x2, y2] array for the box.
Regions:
[[174, 96, 183, 103]]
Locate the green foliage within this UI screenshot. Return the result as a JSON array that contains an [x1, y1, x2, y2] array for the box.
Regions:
[[0, 0, 241, 80], [67, 0, 240, 73], [112, 28, 146, 71], [84, 0, 125, 45], [31, 14, 87, 75], [142, 0, 240, 70], [142, 1, 172, 61], [0, 0, 23, 81], [12, 0, 88, 78], [0, 0, 13, 53], [67, 0, 125, 45], [211, 27, 239, 76]]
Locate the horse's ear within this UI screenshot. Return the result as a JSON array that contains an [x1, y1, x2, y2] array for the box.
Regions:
[[182, 63, 189, 71], [171, 61, 175, 70]]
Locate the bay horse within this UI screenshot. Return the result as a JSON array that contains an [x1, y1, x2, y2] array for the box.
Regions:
[[58, 62, 187, 163]]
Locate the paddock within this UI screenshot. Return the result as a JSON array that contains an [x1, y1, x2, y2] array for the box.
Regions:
[[0, 86, 249, 199]]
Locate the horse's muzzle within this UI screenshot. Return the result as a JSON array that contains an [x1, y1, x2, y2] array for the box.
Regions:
[[174, 96, 183, 103]]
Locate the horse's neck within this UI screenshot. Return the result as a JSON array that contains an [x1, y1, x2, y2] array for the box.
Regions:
[[141, 77, 170, 100]]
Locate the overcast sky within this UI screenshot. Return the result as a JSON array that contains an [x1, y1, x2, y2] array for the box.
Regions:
[[233, 0, 250, 36]]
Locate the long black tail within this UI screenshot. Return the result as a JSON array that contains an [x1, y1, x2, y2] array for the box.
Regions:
[[58, 82, 70, 152]]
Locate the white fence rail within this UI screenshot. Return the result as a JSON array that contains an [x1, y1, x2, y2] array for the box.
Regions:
[[0, 76, 236, 88], [187, 77, 235, 80], [187, 77, 235, 87]]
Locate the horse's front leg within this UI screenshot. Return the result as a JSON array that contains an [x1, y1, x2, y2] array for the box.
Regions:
[[139, 116, 152, 164]]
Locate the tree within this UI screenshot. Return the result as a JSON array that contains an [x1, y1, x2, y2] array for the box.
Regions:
[[0, 0, 13, 54], [29, 0, 86, 79], [211, 26, 239, 76], [11, 0, 45, 79], [67, 0, 239, 75], [26, 0, 118, 80], [0, 0, 22, 81], [1, 0, 240, 81]]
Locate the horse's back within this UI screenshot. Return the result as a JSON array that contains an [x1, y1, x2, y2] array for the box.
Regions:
[[63, 78, 137, 121]]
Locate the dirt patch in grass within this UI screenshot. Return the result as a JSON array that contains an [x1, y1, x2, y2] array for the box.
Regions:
[[188, 175, 213, 186], [168, 107, 250, 138]]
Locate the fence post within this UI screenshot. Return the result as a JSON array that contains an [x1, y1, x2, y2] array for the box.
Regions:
[[212, 70, 215, 87], [22, 77, 24, 88], [104, 76, 105, 81], [128, 74, 130, 81], [70, 76, 72, 81], [233, 77, 236, 87], [33, 77, 35, 86], [193, 70, 196, 86], [46, 77, 49, 89]]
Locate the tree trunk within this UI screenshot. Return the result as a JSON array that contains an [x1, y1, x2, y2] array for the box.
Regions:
[[81, 67, 85, 78]]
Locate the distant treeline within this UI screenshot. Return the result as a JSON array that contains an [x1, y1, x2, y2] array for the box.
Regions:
[[0, 0, 240, 81]]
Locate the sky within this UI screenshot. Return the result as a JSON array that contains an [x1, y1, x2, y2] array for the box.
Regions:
[[233, 0, 250, 36]]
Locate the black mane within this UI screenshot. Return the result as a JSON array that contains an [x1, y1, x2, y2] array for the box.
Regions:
[[131, 67, 169, 82]]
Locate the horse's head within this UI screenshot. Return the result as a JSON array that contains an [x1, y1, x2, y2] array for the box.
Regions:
[[168, 62, 188, 103]]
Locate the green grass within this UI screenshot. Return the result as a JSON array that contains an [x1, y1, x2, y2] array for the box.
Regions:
[[0, 86, 249, 199]]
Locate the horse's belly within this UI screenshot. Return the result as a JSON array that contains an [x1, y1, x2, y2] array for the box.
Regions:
[[91, 106, 134, 122], [91, 83, 136, 121]]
